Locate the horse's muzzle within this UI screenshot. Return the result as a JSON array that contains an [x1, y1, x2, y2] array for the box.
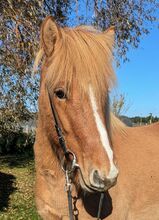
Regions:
[[89, 169, 117, 191]]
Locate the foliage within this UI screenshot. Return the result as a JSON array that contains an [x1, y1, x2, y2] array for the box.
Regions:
[[131, 115, 159, 124], [90, 0, 159, 64], [111, 93, 131, 116], [0, 0, 159, 142], [0, 107, 35, 155], [0, 108, 30, 135], [0, 126, 35, 155]]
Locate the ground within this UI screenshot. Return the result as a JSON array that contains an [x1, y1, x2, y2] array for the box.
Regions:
[[0, 155, 41, 220]]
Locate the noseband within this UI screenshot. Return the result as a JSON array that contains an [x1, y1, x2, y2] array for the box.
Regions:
[[47, 87, 104, 220]]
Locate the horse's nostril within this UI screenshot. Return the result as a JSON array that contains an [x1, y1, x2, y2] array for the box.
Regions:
[[90, 170, 105, 188], [93, 170, 102, 182], [89, 169, 118, 190]]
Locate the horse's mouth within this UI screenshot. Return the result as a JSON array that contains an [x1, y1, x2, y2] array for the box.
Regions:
[[77, 168, 117, 193], [91, 179, 117, 192], [81, 179, 117, 193]]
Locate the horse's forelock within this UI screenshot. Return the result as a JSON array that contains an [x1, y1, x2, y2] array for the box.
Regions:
[[41, 26, 115, 103]]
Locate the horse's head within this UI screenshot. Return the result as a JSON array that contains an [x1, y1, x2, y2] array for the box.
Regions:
[[36, 16, 118, 193]]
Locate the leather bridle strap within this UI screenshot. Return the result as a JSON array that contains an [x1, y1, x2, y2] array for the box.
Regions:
[[47, 87, 69, 157], [97, 193, 104, 220]]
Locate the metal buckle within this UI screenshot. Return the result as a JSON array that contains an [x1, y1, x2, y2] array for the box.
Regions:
[[64, 170, 72, 192], [61, 150, 78, 174]]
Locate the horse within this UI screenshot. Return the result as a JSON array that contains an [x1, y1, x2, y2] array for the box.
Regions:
[[33, 16, 159, 220]]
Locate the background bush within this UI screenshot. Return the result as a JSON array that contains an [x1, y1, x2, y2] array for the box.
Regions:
[[0, 130, 35, 155]]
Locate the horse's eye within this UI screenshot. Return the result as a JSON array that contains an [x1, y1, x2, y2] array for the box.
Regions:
[[54, 89, 66, 99]]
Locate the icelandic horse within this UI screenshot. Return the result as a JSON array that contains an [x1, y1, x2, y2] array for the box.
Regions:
[[34, 16, 159, 220]]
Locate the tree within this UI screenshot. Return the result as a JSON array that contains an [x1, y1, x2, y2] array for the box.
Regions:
[[90, 0, 159, 63], [0, 0, 72, 135], [111, 93, 131, 116], [131, 115, 159, 125], [0, 0, 159, 135]]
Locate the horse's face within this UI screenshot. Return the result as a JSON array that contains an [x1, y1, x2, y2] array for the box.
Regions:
[[51, 80, 118, 192], [38, 16, 118, 192]]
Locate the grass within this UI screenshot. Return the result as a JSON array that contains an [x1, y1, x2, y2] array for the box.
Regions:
[[0, 155, 41, 220]]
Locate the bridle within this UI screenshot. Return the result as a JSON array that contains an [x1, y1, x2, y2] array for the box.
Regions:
[[47, 87, 104, 220]]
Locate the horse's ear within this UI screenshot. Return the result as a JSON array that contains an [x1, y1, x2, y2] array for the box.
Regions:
[[40, 16, 61, 57], [103, 26, 115, 51]]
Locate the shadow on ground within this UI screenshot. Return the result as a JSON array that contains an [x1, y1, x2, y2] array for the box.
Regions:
[[0, 155, 34, 168], [0, 172, 17, 211]]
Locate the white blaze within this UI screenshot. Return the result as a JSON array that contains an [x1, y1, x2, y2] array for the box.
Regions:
[[89, 86, 118, 179]]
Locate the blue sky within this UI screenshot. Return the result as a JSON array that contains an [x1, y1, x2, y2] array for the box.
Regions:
[[113, 26, 159, 117]]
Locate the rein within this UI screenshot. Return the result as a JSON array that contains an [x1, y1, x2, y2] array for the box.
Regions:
[[47, 87, 104, 220]]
